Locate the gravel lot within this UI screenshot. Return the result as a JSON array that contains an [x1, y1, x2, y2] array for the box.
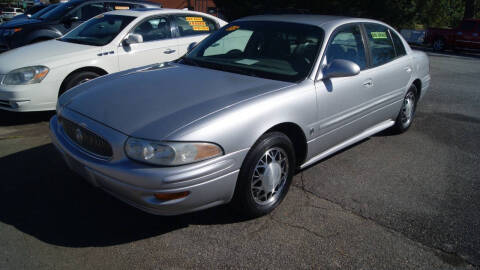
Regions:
[[0, 51, 479, 269]]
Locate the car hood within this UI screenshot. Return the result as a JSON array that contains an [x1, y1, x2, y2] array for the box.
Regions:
[[0, 18, 42, 28], [63, 63, 293, 140], [0, 39, 98, 73]]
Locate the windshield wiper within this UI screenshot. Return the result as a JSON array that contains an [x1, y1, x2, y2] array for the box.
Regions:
[[179, 57, 200, 67], [212, 63, 260, 78]]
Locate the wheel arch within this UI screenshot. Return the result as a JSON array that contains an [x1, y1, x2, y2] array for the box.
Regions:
[[264, 122, 308, 168], [59, 66, 108, 96], [412, 78, 422, 100]]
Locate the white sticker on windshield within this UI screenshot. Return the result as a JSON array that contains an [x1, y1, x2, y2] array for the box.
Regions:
[[235, 59, 259, 65]]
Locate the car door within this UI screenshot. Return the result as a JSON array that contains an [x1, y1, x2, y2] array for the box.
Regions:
[[363, 23, 412, 120], [171, 14, 219, 56], [118, 15, 178, 70], [312, 23, 374, 154]]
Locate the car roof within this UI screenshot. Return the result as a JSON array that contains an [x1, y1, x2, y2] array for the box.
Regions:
[[236, 14, 386, 32]]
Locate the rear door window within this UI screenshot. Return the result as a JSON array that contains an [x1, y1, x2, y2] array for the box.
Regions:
[[173, 14, 218, 37], [364, 23, 396, 67]]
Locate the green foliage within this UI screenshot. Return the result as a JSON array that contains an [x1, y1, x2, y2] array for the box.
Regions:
[[214, 0, 476, 29]]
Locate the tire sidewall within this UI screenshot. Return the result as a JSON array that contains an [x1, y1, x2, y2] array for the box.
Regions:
[[394, 84, 418, 133], [234, 132, 296, 217], [61, 71, 99, 96]]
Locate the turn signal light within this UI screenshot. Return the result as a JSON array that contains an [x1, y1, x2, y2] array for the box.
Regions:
[[154, 191, 190, 201]]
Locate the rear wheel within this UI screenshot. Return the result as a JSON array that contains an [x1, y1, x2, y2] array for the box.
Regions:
[[231, 132, 295, 217], [391, 85, 418, 133], [60, 71, 100, 96]]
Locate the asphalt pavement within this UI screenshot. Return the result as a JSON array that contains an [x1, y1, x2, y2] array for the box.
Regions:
[[0, 51, 479, 269]]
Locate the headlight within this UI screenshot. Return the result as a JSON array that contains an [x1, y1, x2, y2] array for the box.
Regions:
[[125, 138, 223, 166], [2, 66, 49, 85]]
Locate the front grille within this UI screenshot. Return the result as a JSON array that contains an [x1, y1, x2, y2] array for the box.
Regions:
[[59, 117, 113, 158]]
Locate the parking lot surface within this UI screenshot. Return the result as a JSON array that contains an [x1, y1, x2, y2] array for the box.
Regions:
[[0, 52, 479, 269]]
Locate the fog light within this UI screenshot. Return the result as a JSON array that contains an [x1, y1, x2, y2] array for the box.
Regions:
[[9, 100, 30, 109], [154, 191, 190, 201]]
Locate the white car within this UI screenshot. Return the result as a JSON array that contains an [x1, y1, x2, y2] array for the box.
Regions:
[[1, 7, 24, 21], [0, 8, 226, 111]]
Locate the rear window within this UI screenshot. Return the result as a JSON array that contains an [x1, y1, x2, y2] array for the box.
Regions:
[[4, 8, 14, 12], [460, 21, 476, 31]]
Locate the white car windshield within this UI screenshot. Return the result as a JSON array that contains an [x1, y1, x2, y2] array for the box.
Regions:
[[60, 14, 135, 46], [183, 21, 324, 82]]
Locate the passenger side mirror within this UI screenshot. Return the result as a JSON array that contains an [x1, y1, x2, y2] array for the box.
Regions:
[[123, 33, 143, 46], [187, 42, 197, 53], [322, 59, 360, 79]]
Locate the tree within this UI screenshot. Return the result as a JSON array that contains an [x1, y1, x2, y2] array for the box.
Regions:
[[214, 0, 472, 29], [464, 0, 475, 18]]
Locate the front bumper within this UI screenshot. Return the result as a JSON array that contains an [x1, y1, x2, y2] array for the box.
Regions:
[[0, 80, 60, 111], [49, 110, 247, 215]]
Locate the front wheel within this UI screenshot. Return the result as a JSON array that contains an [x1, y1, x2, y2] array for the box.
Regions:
[[391, 85, 418, 133], [59, 71, 100, 96], [231, 132, 295, 217]]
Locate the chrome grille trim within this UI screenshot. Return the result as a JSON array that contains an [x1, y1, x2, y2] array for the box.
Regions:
[[59, 117, 113, 159]]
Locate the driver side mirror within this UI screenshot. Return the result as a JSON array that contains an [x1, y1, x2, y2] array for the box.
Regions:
[[122, 33, 143, 46], [187, 42, 197, 53], [322, 59, 360, 79]]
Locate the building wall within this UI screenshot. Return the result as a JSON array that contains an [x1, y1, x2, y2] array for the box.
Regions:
[[155, 0, 218, 16]]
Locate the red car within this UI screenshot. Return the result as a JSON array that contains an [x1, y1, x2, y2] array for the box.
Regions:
[[424, 19, 480, 51]]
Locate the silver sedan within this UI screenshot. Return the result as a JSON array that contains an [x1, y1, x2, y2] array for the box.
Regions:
[[50, 15, 431, 217]]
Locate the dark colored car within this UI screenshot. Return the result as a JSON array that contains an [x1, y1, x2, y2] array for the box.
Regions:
[[0, 0, 161, 53], [10, 4, 49, 21], [424, 19, 480, 51]]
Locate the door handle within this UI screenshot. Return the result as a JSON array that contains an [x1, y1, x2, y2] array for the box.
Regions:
[[362, 79, 373, 88], [405, 66, 412, 73], [163, 49, 176, 54]]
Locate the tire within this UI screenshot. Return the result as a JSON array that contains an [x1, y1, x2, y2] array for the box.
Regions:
[[231, 132, 296, 217], [391, 84, 418, 134], [60, 71, 100, 96], [432, 38, 445, 52]]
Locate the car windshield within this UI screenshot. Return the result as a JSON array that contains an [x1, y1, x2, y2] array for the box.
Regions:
[[182, 21, 324, 82], [4, 8, 14, 12], [59, 14, 134, 46], [39, 2, 78, 21], [31, 4, 58, 19]]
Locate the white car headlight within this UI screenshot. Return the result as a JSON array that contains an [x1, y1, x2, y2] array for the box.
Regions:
[[125, 138, 223, 166], [2, 66, 49, 85]]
